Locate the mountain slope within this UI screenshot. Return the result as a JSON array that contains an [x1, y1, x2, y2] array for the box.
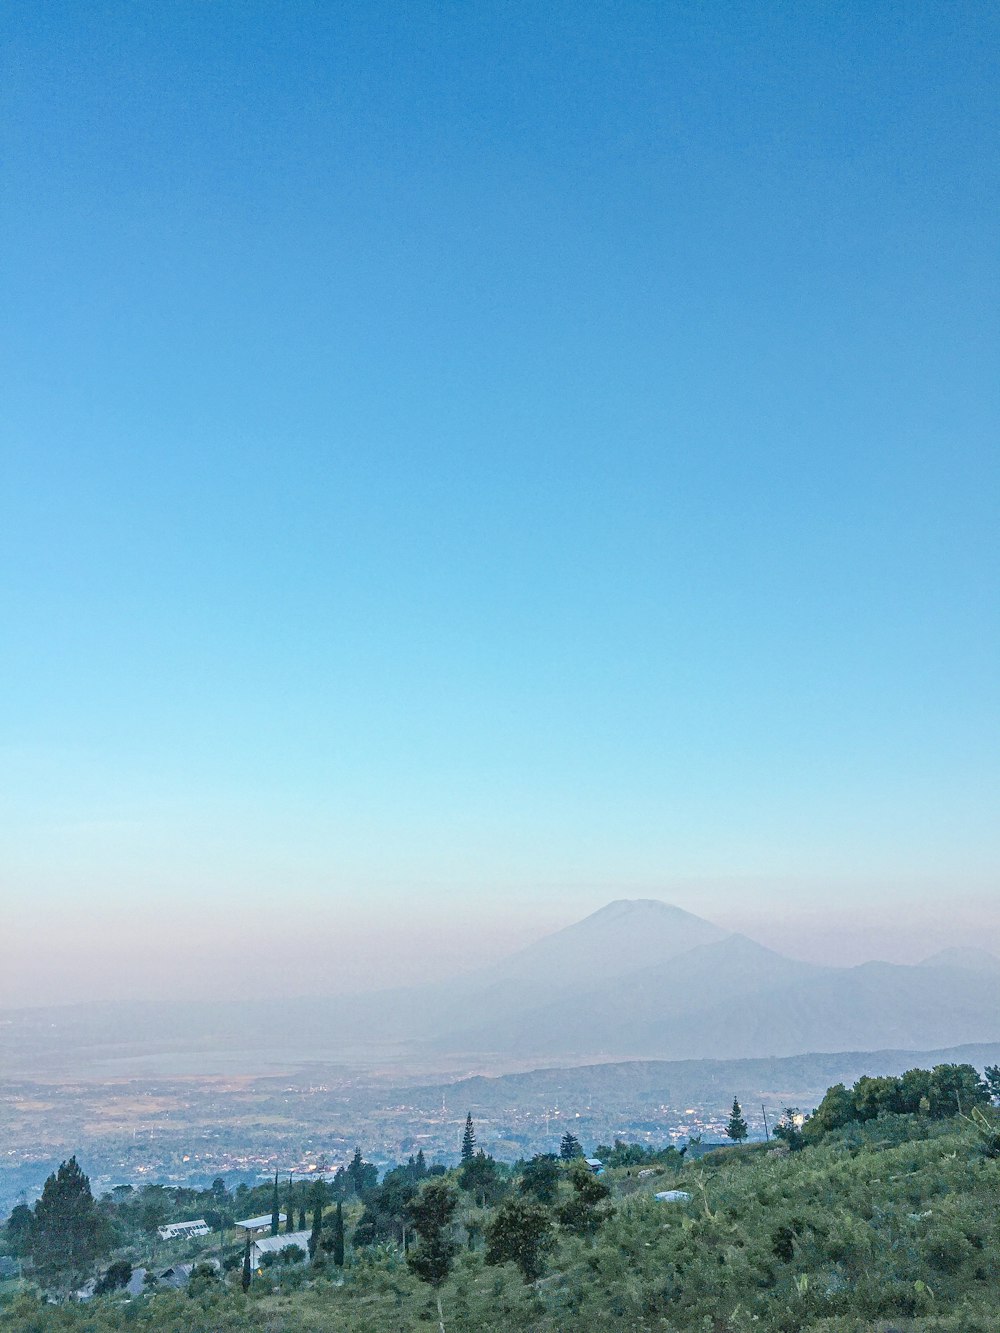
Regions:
[[438, 933, 826, 1056], [4, 900, 998, 1077], [435, 945, 1000, 1063]]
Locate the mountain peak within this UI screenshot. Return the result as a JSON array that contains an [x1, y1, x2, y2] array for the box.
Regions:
[[589, 898, 692, 919], [492, 898, 728, 986]]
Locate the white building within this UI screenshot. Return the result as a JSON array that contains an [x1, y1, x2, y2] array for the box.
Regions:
[[250, 1231, 312, 1267], [157, 1219, 210, 1241], [236, 1212, 286, 1232]]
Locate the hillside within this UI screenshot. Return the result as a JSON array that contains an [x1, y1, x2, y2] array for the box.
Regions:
[[3, 1070, 999, 1332]]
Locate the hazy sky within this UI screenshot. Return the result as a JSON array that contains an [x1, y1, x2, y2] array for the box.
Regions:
[[2, 2, 998, 1006]]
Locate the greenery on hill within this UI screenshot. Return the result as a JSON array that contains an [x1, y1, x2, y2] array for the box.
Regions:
[[2, 1064, 999, 1331]]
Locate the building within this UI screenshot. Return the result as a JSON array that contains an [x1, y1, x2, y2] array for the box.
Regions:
[[236, 1212, 286, 1232], [157, 1219, 210, 1241], [157, 1263, 195, 1290], [250, 1231, 312, 1267]]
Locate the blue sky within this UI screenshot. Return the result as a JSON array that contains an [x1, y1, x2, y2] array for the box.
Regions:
[[2, 2, 998, 1002]]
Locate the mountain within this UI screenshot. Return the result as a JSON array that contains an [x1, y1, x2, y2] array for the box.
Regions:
[[483, 899, 728, 985], [3, 899, 999, 1078], [918, 946, 1000, 973], [433, 936, 1000, 1063], [439, 932, 825, 1057]]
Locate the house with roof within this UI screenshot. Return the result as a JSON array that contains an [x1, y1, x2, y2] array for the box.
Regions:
[[236, 1212, 286, 1233], [157, 1218, 210, 1241], [250, 1230, 312, 1268]]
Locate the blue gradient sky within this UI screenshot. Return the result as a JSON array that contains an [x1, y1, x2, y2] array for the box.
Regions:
[[2, 2, 998, 1003]]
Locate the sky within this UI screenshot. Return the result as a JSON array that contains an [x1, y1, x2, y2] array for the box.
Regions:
[[2, 1, 998, 1006]]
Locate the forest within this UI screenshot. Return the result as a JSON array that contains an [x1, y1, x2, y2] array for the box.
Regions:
[[1, 1063, 998, 1332]]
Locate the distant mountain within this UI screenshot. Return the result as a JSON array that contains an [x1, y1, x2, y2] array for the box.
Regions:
[[918, 946, 1000, 973], [484, 899, 728, 985], [440, 933, 825, 1057], [396, 1040, 1000, 1123], [3, 899, 998, 1078], [433, 938, 1000, 1063]]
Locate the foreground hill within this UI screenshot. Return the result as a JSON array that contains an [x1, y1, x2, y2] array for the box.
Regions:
[[3, 1083, 999, 1332]]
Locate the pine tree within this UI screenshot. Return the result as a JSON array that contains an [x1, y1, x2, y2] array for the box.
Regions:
[[286, 1177, 296, 1233], [726, 1097, 749, 1142], [29, 1157, 108, 1289], [270, 1171, 280, 1236], [415, 1148, 427, 1177], [461, 1112, 476, 1162], [241, 1236, 252, 1291], [560, 1132, 583, 1160], [332, 1201, 345, 1267]]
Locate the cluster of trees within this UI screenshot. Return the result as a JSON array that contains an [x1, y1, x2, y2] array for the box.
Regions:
[[805, 1062, 994, 1139]]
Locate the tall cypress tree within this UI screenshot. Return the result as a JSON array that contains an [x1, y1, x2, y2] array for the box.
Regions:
[[286, 1177, 296, 1233], [241, 1236, 252, 1291], [332, 1201, 345, 1267], [726, 1097, 749, 1142], [309, 1198, 323, 1258], [270, 1172, 280, 1236], [461, 1112, 476, 1162]]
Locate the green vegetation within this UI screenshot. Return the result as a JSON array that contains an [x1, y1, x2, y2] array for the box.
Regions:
[[2, 1064, 999, 1330], [726, 1097, 749, 1142]]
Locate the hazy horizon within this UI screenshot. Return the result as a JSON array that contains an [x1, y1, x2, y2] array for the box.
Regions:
[[4, 888, 1000, 1010], [3, 5, 997, 1014]]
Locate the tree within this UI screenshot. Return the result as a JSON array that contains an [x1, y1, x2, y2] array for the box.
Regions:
[[485, 1194, 553, 1282], [520, 1154, 560, 1204], [461, 1112, 476, 1162], [459, 1150, 504, 1207], [927, 1063, 989, 1118], [353, 1165, 419, 1247], [594, 1138, 655, 1168], [28, 1157, 108, 1289], [94, 1259, 132, 1294], [241, 1236, 252, 1292], [773, 1107, 804, 1151], [804, 1082, 856, 1140], [985, 1065, 1000, 1104], [407, 1180, 459, 1332], [560, 1132, 583, 1160], [854, 1075, 902, 1120], [308, 1196, 323, 1258], [726, 1097, 749, 1142], [556, 1159, 612, 1237], [331, 1201, 345, 1266], [3, 1203, 34, 1257], [139, 1191, 169, 1251], [270, 1171, 280, 1236], [346, 1147, 377, 1198], [286, 1177, 296, 1233]]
